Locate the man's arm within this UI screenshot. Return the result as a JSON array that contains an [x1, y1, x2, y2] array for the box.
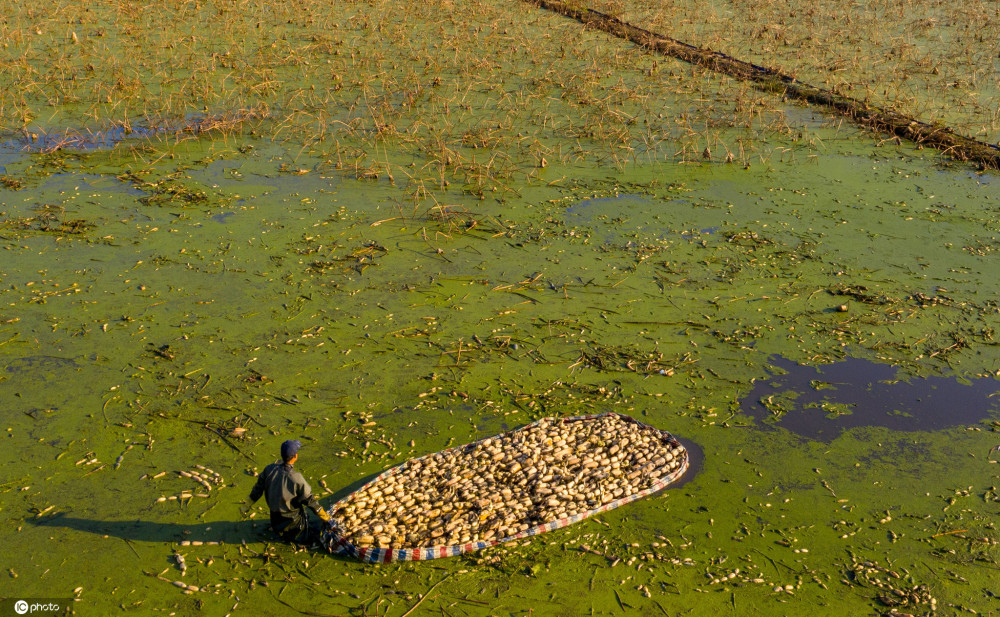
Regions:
[[296, 478, 330, 521], [305, 493, 327, 519], [248, 465, 268, 503]]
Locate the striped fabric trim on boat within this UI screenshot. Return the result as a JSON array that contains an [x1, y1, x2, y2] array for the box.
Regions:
[[321, 412, 689, 563]]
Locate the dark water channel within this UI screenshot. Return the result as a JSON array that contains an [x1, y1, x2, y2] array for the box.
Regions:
[[743, 356, 1000, 441]]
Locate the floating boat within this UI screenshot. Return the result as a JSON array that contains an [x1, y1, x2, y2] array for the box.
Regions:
[[321, 412, 689, 562]]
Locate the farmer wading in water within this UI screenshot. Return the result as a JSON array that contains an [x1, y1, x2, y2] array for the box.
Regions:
[[243, 439, 331, 544]]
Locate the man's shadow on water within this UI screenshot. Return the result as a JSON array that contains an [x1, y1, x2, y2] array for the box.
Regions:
[[28, 471, 383, 560], [31, 512, 272, 546]]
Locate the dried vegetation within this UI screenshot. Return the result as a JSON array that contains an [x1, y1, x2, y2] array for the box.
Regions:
[[2, 0, 827, 193], [584, 0, 1000, 146]]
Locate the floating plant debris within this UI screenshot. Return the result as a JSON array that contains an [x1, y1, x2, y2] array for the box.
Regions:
[[743, 356, 1000, 441], [323, 413, 688, 562]]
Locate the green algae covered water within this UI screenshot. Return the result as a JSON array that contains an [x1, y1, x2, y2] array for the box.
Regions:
[[2, 1, 1000, 615], [4, 136, 999, 616]]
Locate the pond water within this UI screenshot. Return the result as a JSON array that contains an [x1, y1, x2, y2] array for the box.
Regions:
[[744, 355, 1000, 441], [2, 0, 1000, 615], [4, 137, 998, 616]]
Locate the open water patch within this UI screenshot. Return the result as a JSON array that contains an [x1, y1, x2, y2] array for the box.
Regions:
[[211, 212, 237, 224], [564, 194, 717, 244], [4, 354, 79, 375], [564, 193, 652, 222], [0, 125, 160, 153], [0, 109, 268, 154], [742, 355, 1000, 441]]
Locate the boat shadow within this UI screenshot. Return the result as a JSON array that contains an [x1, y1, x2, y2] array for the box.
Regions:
[[673, 437, 703, 488]]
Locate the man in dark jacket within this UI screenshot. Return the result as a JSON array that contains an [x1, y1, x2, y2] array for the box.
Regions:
[[244, 439, 331, 544]]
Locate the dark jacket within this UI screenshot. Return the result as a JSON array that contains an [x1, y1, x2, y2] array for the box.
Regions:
[[249, 461, 323, 532]]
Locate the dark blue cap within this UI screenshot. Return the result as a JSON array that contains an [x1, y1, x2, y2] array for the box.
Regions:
[[281, 439, 302, 461]]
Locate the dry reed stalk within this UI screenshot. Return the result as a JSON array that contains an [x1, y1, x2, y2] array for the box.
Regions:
[[528, 0, 1000, 169]]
